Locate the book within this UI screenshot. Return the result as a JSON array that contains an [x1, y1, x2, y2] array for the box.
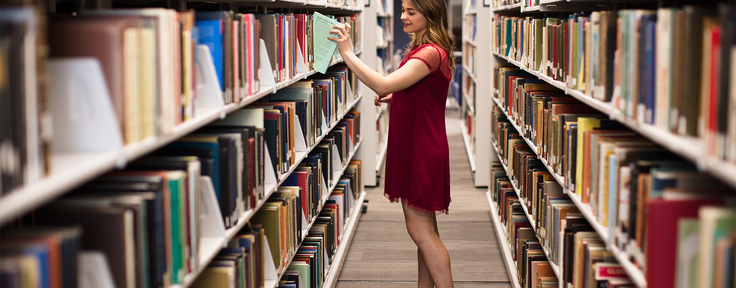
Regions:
[[312, 12, 344, 74]]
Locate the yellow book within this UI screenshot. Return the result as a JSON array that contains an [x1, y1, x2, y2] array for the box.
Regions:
[[139, 27, 157, 140], [190, 266, 234, 288], [575, 118, 601, 195], [123, 28, 140, 144]]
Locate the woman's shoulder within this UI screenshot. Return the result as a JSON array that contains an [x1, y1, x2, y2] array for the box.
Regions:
[[410, 43, 448, 60]]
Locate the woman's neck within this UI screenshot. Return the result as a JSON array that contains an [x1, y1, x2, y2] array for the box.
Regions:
[[414, 30, 426, 45]]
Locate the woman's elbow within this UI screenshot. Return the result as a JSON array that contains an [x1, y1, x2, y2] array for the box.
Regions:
[[373, 83, 396, 96]]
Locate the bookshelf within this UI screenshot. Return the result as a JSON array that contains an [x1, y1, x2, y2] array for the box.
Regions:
[[361, 0, 393, 186], [0, 0, 371, 287], [461, 0, 491, 186], [0, 57, 352, 224], [486, 192, 523, 288], [489, 137, 565, 281], [484, 2, 736, 288]]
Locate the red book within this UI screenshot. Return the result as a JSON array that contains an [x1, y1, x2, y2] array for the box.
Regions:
[[553, 23, 559, 80], [244, 15, 253, 95], [645, 198, 724, 288], [296, 171, 309, 217], [708, 26, 720, 156]]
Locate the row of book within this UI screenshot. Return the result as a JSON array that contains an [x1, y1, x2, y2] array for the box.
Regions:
[[0, 7, 50, 196], [464, 14, 477, 43], [191, 159, 362, 288], [0, 7, 362, 196], [463, 73, 476, 109], [491, 3, 736, 163], [491, 136, 635, 288], [0, 64, 361, 287], [463, 42, 475, 76], [0, 111, 362, 288], [376, 17, 391, 48], [490, 164, 560, 288], [490, 160, 634, 288], [191, 223, 267, 288], [491, 0, 524, 8], [490, 69, 736, 288]]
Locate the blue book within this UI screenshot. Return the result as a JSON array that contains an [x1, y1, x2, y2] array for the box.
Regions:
[[505, 18, 513, 56], [164, 141, 221, 199], [195, 18, 224, 89], [644, 17, 657, 124]]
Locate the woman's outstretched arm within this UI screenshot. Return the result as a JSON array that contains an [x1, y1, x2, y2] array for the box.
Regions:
[[329, 24, 431, 96]]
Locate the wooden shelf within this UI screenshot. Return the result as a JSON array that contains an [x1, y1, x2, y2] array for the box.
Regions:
[[492, 51, 736, 191]]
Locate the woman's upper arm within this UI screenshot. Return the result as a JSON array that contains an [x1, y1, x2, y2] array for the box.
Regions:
[[376, 45, 445, 95], [377, 59, 432, 95]]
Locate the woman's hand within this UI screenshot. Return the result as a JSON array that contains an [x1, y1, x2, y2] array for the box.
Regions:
[[374, 94, 392, 107], [327, 23, 352, 56]]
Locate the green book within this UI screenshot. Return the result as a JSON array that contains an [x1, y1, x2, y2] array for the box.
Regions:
[[287, 262, 311, 288], [168, 172, 185, 284], [698, 207, 736, 288], [252, 203, 283, 270]]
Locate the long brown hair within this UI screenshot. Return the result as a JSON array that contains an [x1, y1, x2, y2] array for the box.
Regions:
[[402, 0, 456, 76]]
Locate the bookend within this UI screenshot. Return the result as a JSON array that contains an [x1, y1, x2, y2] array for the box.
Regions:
[[346, 184, 355, 216], [262, 234, 279, 287], [258, 39, 277, 94], [345, 127, 353, 156], [346, 81, 355, 108], [198, 176, 227, 267], [321, 173, 329, 208], [331, 145, 343, 185], [337, 96, 345, 119], [321, 112, 329, 136], [46, 58, 125, 166], [301, 207, 309, 241], [194, 45, 226, 119], [78, 251, 116, 288], [263, 143, 279, 187], [296, 41, 307, 74], [294, 117, 308, 154]]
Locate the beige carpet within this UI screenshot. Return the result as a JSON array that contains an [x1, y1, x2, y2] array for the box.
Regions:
[[335, 108, 512, 287]]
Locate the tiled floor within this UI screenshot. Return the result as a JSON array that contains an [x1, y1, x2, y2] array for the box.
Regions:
[[335, 108, 512, 287]]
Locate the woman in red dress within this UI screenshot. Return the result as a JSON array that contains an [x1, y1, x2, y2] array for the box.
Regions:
[[329, 0, 455, 286]]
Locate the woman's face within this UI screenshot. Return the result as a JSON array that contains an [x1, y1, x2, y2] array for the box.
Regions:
[[400, 1, 427, 36]]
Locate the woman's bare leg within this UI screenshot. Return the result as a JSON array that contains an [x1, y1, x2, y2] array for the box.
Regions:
[[417, 215, 441, 287], [403, 202, 453, 288]]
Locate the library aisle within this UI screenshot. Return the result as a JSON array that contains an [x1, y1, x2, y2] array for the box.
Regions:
[[335, 108, 512, 287]]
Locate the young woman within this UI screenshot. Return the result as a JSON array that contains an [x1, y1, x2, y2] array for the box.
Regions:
[[329, 0, 455, 286]]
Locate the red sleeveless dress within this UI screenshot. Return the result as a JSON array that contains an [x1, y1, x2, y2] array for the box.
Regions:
[[383, 44, 452, 214]]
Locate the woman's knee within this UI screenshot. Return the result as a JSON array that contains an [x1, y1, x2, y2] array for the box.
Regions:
[[406, 223, 436, 246]]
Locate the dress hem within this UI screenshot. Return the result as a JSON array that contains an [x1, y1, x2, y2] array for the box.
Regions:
[[384, 193, 450, 215]]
